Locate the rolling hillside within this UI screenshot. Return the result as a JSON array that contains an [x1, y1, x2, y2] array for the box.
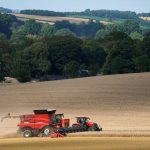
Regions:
[[11, 13, 112, 25], [0, 72, 150, 136]]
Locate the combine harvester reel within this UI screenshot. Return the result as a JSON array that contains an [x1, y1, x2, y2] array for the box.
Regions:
[[1, 113, 19, 122]]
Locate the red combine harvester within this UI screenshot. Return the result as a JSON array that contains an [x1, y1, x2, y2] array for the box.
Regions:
[[1, 109, 102, 137]]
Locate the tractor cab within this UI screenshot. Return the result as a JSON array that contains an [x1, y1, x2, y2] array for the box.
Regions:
[[56, 114, 64, 124], [76, 117, 90, 125], [55, 113, 70, 128]]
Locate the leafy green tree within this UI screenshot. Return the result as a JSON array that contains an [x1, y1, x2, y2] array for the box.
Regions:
[[42, 36, 82, 75], [12, 61, 31, 83], [100, 31, 128, 53], [55, 28, 76, 37], [0, 53, 12, 78], [66, 10, 138, 20], [21, 9, 66, 17], [0, 33, 11, 78], [22, 42, 50, 78], [95, 29, 109, 39], [82, 39, 106, 74], [134, 55, 150, 72], [11, 41, 49, 80], [10, 29, 35, 51], [41, 24, 56, 36], [106, 20, 140, 36], [55, 20, 104, 38], [55, 21, 73, 30], [106, 24, 122, 33], [63, 61, 79, 78], [0, 33, 9, 54], [110, 55, 125, 74], [134, 36, 150, 72], [130, 32, 143, 40], [0, 13, 12, 38], [138, 37, 150, 57], [120, 20, 140, 35], [0, 7, 12, 13], [102, 35, 136, 74], [0, 62, 3, 81], [88, 63, 100, 76], [24, 19, 42, 35]]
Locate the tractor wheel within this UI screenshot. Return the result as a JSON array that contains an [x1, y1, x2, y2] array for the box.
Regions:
[[23, 129, 33, 138], [43, 126, 53, 136], [88, 126, 95, 131]]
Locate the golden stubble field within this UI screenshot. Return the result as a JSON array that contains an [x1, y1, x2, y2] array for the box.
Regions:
[[0, 137, 150, 150]]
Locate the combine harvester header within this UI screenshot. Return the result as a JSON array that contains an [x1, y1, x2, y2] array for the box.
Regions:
[[1, 109, 102, 138]]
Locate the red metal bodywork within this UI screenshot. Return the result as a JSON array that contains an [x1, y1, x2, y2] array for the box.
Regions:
[[86, 122, 94, 127], [18, 114, 51, 130], [61, 118, 70, 128], [18, 113, 70, 131]]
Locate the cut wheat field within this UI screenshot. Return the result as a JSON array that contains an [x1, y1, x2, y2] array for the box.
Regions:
[[0, 72, 150, 137], [0, 137, 150, 150], [140, 16, 150, 21]]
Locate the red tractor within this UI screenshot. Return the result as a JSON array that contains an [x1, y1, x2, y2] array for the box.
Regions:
[[72, 117, 102, 131]]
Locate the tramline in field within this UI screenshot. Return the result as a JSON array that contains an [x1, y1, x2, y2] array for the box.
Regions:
[[1, 109, 102, 137]]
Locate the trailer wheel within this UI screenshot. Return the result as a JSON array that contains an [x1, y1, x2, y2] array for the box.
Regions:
[[88, 126, 95, 131], [23, 129, 33, 138]]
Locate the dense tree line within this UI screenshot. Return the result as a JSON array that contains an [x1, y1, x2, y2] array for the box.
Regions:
[[0, 13, 12, 38], [54, 19, 148, 39], [20, 9, 138, 20], [22, 19, 105, 38], [0, 7, 12, 13], [139, 13, 150, 17], [0, 13, 22, 38], [20, 9, 66, 17], [140, 19, 150, 28], [0, 13, 150, 82], [65, 9, 138, 20], [55, 20, 104, 38]]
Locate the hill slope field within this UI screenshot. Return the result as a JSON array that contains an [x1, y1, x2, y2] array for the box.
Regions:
[[140, 16, 150, 21], [11, 13, 111, 25], [0, 73, 150, 136]]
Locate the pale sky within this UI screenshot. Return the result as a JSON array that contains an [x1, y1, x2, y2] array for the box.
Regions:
[[0, 0, 150, 13]]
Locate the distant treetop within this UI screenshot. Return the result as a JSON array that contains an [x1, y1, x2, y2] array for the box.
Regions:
[[20, 9, 66, 17], [0, 7, 12, 13]]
